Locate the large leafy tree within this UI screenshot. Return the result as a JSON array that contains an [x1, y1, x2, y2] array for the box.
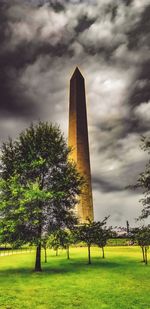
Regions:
[[0, 122, 83, 271]]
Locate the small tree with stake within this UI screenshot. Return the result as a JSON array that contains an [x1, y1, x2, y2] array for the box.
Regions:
[[131, 226, 150, 265], [49, 229, 73, 259], [94, 219, 111, 259], [48, 232, 61, 256], [76, 221, 95, 264], [58, 229, 73, 260], [0, 122, 83, 271], [75, 218, 111, 264]]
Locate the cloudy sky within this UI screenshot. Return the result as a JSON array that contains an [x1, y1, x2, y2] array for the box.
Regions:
[[0, 0, 150, 226]]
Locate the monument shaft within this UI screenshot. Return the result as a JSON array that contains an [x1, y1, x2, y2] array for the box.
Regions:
[[68, 68, 94, 222]]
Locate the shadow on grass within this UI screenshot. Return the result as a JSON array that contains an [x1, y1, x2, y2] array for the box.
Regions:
[[0, 256, 129, 277], [1, 246, 147, 277]]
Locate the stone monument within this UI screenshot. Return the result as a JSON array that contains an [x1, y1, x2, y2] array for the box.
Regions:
[[68, 67, 94, 223]]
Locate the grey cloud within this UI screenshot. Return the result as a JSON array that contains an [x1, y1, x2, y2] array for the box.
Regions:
[[128, 62, 150, 110], [127, 4, 150, 50], [93, 189, 143, 226], [74, 14, 96, 34], [92, 175, 125, 193]]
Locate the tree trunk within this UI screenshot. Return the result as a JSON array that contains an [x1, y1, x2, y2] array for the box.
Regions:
[[145, 247, 148, 265], [35, 202, 42, 271], [35, 243, 42, 271], [44, 247, 47, 263], [67, 246, 70, 260], [56, 248, 58, 256], [141, 246, 145, 262], [88, 245, 91, 264], [102, 247, 105, 259]]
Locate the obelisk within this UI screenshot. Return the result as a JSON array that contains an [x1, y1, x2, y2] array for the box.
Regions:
[[68, 67, 94, 223]]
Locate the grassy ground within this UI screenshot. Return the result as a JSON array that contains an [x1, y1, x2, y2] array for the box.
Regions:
[[0, 246, 149, 309]]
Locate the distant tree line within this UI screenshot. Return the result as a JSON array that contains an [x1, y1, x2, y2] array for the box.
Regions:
[[41, 218, 112, 265]]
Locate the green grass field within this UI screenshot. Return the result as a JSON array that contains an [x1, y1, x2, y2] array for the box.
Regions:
[[0, 246, 149, 309]]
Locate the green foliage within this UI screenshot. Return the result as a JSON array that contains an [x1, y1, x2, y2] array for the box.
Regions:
[[48, 229, 73, 259], [0, 122, 83, 270], [48, 232, 61, 254], [131, 226, 150, 264], [107, 238, 130, 246], [74, 218, 111, 263], [132, 136, 150, 219], [93, 221, 112, 258], [75, 218, 110, 246]]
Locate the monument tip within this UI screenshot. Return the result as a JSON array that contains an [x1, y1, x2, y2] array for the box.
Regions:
[[71, 67, 84, 80]]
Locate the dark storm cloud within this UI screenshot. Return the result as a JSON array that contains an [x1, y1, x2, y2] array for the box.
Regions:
[[127, 4, 150, 50], [0, 0, 99, 119], [123, 0, 134, 6], [0, 70, 37, 118], [128, 63, 150, 109], [125, 5, 150, 122], [0, 2, 36, 118], [74, 14, 96, 34], [0, 0, 97, 107], [92, 175, 124, 193], [0, 0, 72, 119]]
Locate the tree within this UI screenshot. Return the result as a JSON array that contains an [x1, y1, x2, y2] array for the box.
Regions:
[[48, 229, 73, 259], [75, 219, 109, 264], [42, 235, 49, 263], [132, 136, 150, 219], [131, 226, 150, 265], [126, 221, 130, 235], [73, 221, 94, 264], [57, 229, 73, 260], [0, 122, 83, 271], [94, 220, 111, 259], [48, 232, 60, 256]]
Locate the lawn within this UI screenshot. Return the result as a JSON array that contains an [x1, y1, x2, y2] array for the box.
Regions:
[[0, 246, 149, 309]]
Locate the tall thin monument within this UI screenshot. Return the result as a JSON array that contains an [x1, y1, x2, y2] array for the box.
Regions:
[[68, 67, 94, 223]]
